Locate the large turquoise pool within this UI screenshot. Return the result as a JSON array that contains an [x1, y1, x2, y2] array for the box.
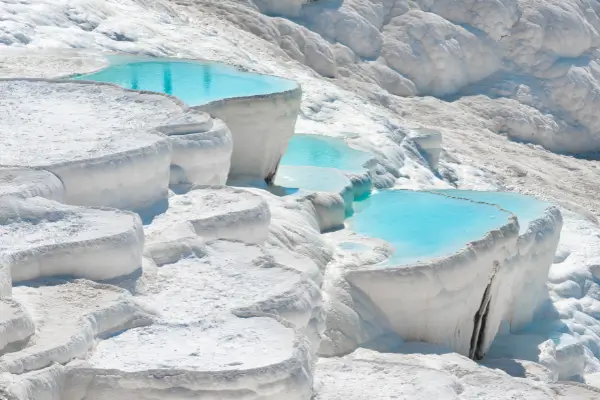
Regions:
[[72, 60, 297, 106], [347, 190, 510, 265], [432, 190, 550, 233], [281, 134, 372, 173]]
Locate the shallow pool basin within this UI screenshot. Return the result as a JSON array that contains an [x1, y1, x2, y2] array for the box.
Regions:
[[432, 190, 551, 233], [274, 165, 353, 203], [281, 134, 372, 173], [347, 190, 511, 265], [72, 60, 297, 106]]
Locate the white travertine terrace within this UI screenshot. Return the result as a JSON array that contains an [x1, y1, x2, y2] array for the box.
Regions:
[[0, 280, 154, 375], [0, 46, 573, 398], [63, 240, 321, 400], [276, 165, 355, 212], [144, 186, 272, 252], [0, 197, 144, 285], [0, 48, 109, 79], [0, 79, 174, 213], [3, 0, 600, 394], [321, 195, 563, 361], [0, 168, 64, 202], [197, 87, 302, 183], [273, 164, 373, 232], [0, 59, 320, 399], [157, 113, 233, 187], [0, 78, 235, 216]]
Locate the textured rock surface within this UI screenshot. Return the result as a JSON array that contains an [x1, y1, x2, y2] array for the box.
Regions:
[[2, 0, 600, 398]]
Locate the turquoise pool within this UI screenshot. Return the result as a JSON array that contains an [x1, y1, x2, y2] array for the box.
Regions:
[[432, 190, 550, 233], [347, 190, 510, 265], [275, 165, 351, 194], [72, 60, 297, 106], [274, 164, 354, 210], [281, 134, 372, 173]]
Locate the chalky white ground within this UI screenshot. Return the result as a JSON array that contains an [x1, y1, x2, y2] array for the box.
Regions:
[[0, 196, 143, 283], [145, 186, 270, 245], [0, 80, 180, 166], [0, 168, 64, 201], [1, 280, 153, 374], [78, 239, 319, 394], [2, 0, 600, 398], [0, 198, 136, 249], [87, 316, 295, 371], [315, 347, 600, 400], [140, 240, 319, 323]]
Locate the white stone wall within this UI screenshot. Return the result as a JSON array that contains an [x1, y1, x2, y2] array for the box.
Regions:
[[333, 202, 562, 359], [196, 87, 302, 183]]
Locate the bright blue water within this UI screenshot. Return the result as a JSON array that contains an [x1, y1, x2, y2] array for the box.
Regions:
[[432, 190, 550, 233], [347, 190, 510, 265], [72, 61, 297, 106], [274, 165, 350, 195], [281, 135, 372, 173]]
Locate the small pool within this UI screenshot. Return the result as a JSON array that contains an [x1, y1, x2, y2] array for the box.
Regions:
[[72, 60, 297, 106], [281, 134, 372, 173], [432, 190, 550, 233], [347, 190, 510, 265], [274, 165, 351, 196]]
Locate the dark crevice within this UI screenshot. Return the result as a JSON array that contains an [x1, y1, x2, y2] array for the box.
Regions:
[[469, 264, 497, 360], [475, 295, 492, 360]]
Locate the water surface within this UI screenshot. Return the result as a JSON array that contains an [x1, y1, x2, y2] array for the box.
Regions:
[[73, 60, 297, 106], [281, 134, 372, 173], [347, 190, 510, 265], [432, 190, 550, 233]]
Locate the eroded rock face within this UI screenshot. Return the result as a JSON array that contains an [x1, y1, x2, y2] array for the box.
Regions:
[[197, 86, 302, 183], [213, 0, 600, 154]]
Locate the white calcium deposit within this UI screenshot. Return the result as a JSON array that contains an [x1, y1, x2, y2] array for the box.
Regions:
[[197, 87, 302, 183], [2, 0, 600, 398]]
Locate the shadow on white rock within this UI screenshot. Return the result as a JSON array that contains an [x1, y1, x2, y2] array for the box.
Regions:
[[0, 169, 64, 203], [0, 299, 35, 357], [145, 186, 271, 252], [58, 239, 322, 400], [0, 280, 154, 375], [315, 347, 599, 399], [0, 197, 144, 288], [157, 113, 233, 187]]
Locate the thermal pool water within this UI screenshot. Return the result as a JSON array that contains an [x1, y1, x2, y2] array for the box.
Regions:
[[347, 190, 511, 265], [72, 60, 297, 106]]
